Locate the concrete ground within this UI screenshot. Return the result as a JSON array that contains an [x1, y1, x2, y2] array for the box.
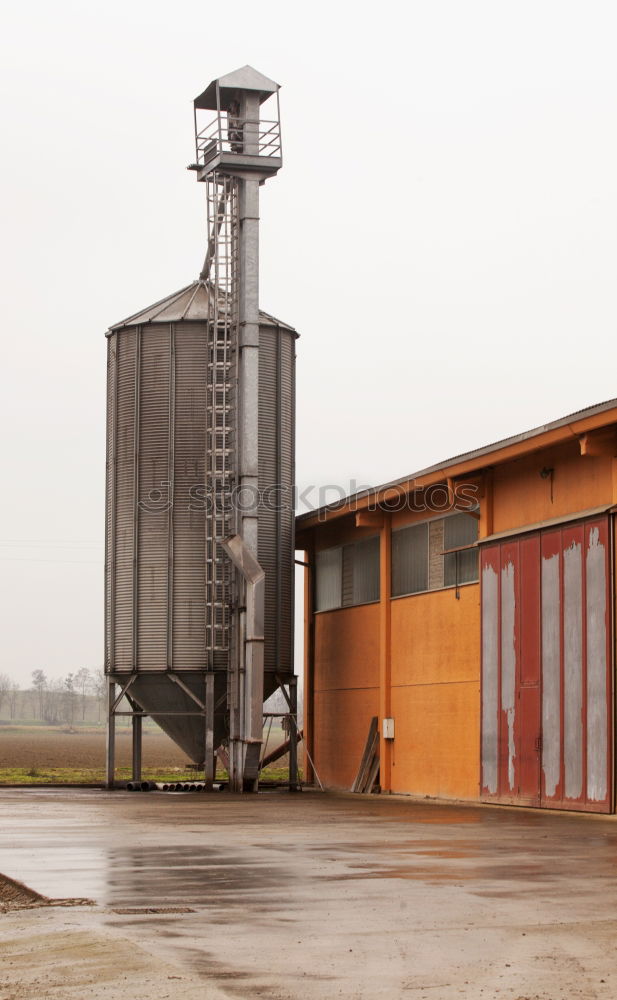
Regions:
[[0, 790, 616, 999]]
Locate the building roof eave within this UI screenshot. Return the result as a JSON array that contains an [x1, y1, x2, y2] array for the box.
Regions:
[[296, 397, 617, 531]]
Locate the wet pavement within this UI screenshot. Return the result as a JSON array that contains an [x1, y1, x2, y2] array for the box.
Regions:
[[1, 788, 617, 998]]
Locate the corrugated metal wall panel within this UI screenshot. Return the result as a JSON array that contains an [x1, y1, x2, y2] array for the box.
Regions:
[[498, 540, 519, 800], [104, 336, 117, 670], [483, 535, 543, 806], [137, 325, 171, 669], [258, 325, 295, 674], [540, 530, 562, 801], [562, 523, 584, 801], [173, 323, 207, 670], [108, 318, 295, 684], [541, 518, 611, 812], [517, 535, 541, 805], [481, 515, 612, 813], [113, 328, 137, 670], [278, 330, 295, 674], [258, 326, 278, 671], [480, 545, 499, 797], [585, 519, 610, 805]]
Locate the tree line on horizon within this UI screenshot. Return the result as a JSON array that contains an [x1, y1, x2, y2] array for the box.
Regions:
[[0, 668, 303, 727], [0, 667, 106, 725]]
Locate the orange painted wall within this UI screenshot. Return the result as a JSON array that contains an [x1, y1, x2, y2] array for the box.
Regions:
[[492, 441, 613, 533], [313, 603, 379, 789], [314, 516, 378, 551], [304, 425, 617, 802], [390, 585, 480, 799]]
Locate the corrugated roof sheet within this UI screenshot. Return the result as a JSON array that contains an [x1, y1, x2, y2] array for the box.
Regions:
[[108, 280, 296, 334]]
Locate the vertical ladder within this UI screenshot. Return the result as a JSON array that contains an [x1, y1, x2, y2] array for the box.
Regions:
[[204, 173, 239, 661]]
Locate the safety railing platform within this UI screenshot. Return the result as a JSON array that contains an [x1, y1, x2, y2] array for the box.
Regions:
[[188, 112, 282, 180]]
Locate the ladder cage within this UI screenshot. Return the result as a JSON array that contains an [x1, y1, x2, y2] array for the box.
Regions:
[[205, 172, 239, 654]]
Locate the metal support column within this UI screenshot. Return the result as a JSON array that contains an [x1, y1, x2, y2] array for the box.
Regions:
[[204, 671, 215, 789], [106, 679, 116, 789], [131, 712, 142, 782], [288, 676, 299, 792]]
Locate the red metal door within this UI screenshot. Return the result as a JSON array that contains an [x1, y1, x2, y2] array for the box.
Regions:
[[481, 538, 540, 805], [480, 544, 500, 801], [582, 518, 612, 813], [540, 518, 612, 813], [539, 529, 563, 805], [481, 516, 612, 813], [496, 540, 519, 803], [517, 535, 541, 806]]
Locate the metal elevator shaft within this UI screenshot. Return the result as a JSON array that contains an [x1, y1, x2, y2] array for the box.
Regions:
[[202, 87, 266, 792]]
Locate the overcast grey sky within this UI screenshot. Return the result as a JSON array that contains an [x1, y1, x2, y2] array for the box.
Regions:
[[1, 0, 616, 683]]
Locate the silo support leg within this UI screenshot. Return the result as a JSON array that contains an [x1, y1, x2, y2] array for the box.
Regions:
[[288, 677, 299, 792], [106, 680, 116, 790], [204, 672, 215, 790], [131, 713, 142, 782], [275, 674, 301, 793]]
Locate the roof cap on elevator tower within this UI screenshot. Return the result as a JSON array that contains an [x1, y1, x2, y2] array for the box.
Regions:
[[194, 65, 280, 112]]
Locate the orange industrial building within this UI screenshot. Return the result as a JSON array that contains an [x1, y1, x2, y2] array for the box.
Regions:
[[296, 398, 617, 814]]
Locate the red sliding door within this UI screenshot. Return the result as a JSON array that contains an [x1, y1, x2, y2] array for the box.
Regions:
[[481, 516, 611, 813]]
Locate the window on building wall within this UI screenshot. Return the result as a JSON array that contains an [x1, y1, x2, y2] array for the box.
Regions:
[[391, 522, 428, 596], [391, 511, 478, 598], [444, 512, 479, 586], [315, 536, 380, 611], [349, 535, 380, 605], [315, 547, 342, 611]]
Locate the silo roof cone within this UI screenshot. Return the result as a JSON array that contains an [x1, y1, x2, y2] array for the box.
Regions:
[[107, 281, 296, 335]]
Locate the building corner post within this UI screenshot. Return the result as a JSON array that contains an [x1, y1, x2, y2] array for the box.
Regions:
[[303, 542, 315, 784], [379, 516, 392, 792]]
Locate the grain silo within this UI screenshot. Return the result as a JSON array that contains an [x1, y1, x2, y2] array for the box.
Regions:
[[104, 67, 297, 792]]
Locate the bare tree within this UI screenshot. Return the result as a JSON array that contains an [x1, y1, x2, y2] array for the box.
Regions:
[[93, 669, 106, 724], [0, 673, 10, 718], [31, 669, 47, 720], [74, 667, 92, 721], [7, 687, 19, 720], [64, 673, 76, 726], [43, 678, 65, 725]]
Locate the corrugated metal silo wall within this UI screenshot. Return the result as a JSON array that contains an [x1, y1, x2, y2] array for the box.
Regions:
[[106, 321, 208, 673], [258, 325, 295, 679], [172, 324, 207, 669], [106, 320, 295, 680], [137, 324, 170, 667], [107, 329, 138, 669]]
